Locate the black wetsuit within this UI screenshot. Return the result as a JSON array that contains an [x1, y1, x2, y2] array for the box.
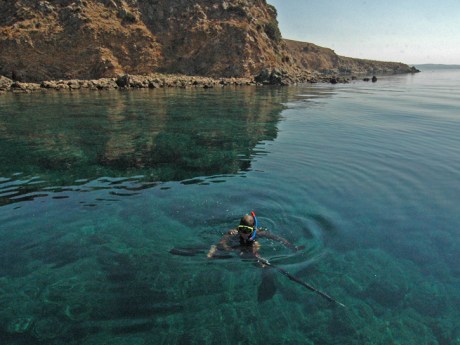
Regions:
[[239, 236, 255, 246]]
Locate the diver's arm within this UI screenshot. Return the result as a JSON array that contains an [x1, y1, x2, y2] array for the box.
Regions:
[[257, 229, 301, 251], [207, 229, 238, 258], [218, 230, 236, 251]]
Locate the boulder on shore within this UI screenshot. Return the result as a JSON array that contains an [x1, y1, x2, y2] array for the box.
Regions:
[[254, 68, 291, 85], [0, 75, 13, 90]]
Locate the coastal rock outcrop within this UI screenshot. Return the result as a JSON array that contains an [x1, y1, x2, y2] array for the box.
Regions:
[[0, 0, 417, 83], [283, 39, 417, 76], [0, 0, 292, 82], [255, 68, 292, 85]]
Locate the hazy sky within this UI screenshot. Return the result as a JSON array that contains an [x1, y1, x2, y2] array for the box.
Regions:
[[267, 0, 460, 64]]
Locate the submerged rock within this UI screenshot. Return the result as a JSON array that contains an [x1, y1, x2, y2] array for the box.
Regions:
[[362, 280, 407, 307], [258, 269, 277, 302], [7, 317, 34, 334], [32, 317, 70, 340], [64, 302, 93, 321]]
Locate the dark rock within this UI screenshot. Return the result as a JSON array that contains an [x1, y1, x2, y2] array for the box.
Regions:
[[372, 76, 377, 82], [254, 68, 271, 84], [148, 81, 160, 89], [363, 78, 370, 82], [11, 70, 25, 82], [269, 68, 283, 84], [254, 68, 290, 85], [330, 77, 338, 84], [115, 74, 131, 88]]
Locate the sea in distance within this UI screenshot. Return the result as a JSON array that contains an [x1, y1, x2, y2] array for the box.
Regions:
[[0, 68, 459, 345]]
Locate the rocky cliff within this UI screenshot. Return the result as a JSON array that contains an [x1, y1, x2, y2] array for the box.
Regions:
[[0, 0, 415, 82], [284, 39, 417, 76]]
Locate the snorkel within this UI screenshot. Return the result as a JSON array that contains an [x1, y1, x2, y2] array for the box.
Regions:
[[250, 211, 258, 241]]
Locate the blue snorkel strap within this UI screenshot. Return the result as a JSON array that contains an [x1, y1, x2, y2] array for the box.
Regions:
[[250, 211, 258, 241]]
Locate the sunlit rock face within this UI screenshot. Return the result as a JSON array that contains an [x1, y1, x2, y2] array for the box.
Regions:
[[0, 0, 415, 82], [0, 0, 293, 81]]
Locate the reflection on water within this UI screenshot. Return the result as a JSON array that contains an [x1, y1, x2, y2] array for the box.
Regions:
[[0, 87, 297, 206]]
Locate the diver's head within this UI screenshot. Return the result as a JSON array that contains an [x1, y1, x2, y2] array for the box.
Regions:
[[238, 214, 255, 235], [240, 214, 254, 227]]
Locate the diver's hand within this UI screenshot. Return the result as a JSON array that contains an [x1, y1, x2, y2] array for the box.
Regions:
[[207, 245, 217, 258], [228, 229, 238, 236]]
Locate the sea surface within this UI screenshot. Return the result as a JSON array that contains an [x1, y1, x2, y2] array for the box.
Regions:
[[0, 70, 459, 345]]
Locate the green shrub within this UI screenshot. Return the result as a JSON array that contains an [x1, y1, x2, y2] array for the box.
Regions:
[[119, 10, 137, 23], [227, 5, 248, 18], [264, 20, 282, 42], [267, 4, 278, 16]]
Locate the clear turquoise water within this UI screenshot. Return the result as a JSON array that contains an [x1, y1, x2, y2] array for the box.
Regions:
[[0, 71, 459, 345]]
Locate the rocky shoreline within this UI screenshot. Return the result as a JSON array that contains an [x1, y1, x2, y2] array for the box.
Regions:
[[1, 0, 420, 92], [0, 73, 250, 94], [0, 68, 417, 94]]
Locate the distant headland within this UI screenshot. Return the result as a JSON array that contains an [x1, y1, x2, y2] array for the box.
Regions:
[[0, 0, 419, 92], [414, 64, 460, 70]]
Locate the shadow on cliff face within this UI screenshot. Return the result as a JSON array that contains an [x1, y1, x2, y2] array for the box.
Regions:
[[0, 87, 306, 205]]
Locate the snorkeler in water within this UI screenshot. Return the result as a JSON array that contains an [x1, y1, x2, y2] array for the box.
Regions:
[[170, 211, 346, 306], [207, 211, 302, 258]]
